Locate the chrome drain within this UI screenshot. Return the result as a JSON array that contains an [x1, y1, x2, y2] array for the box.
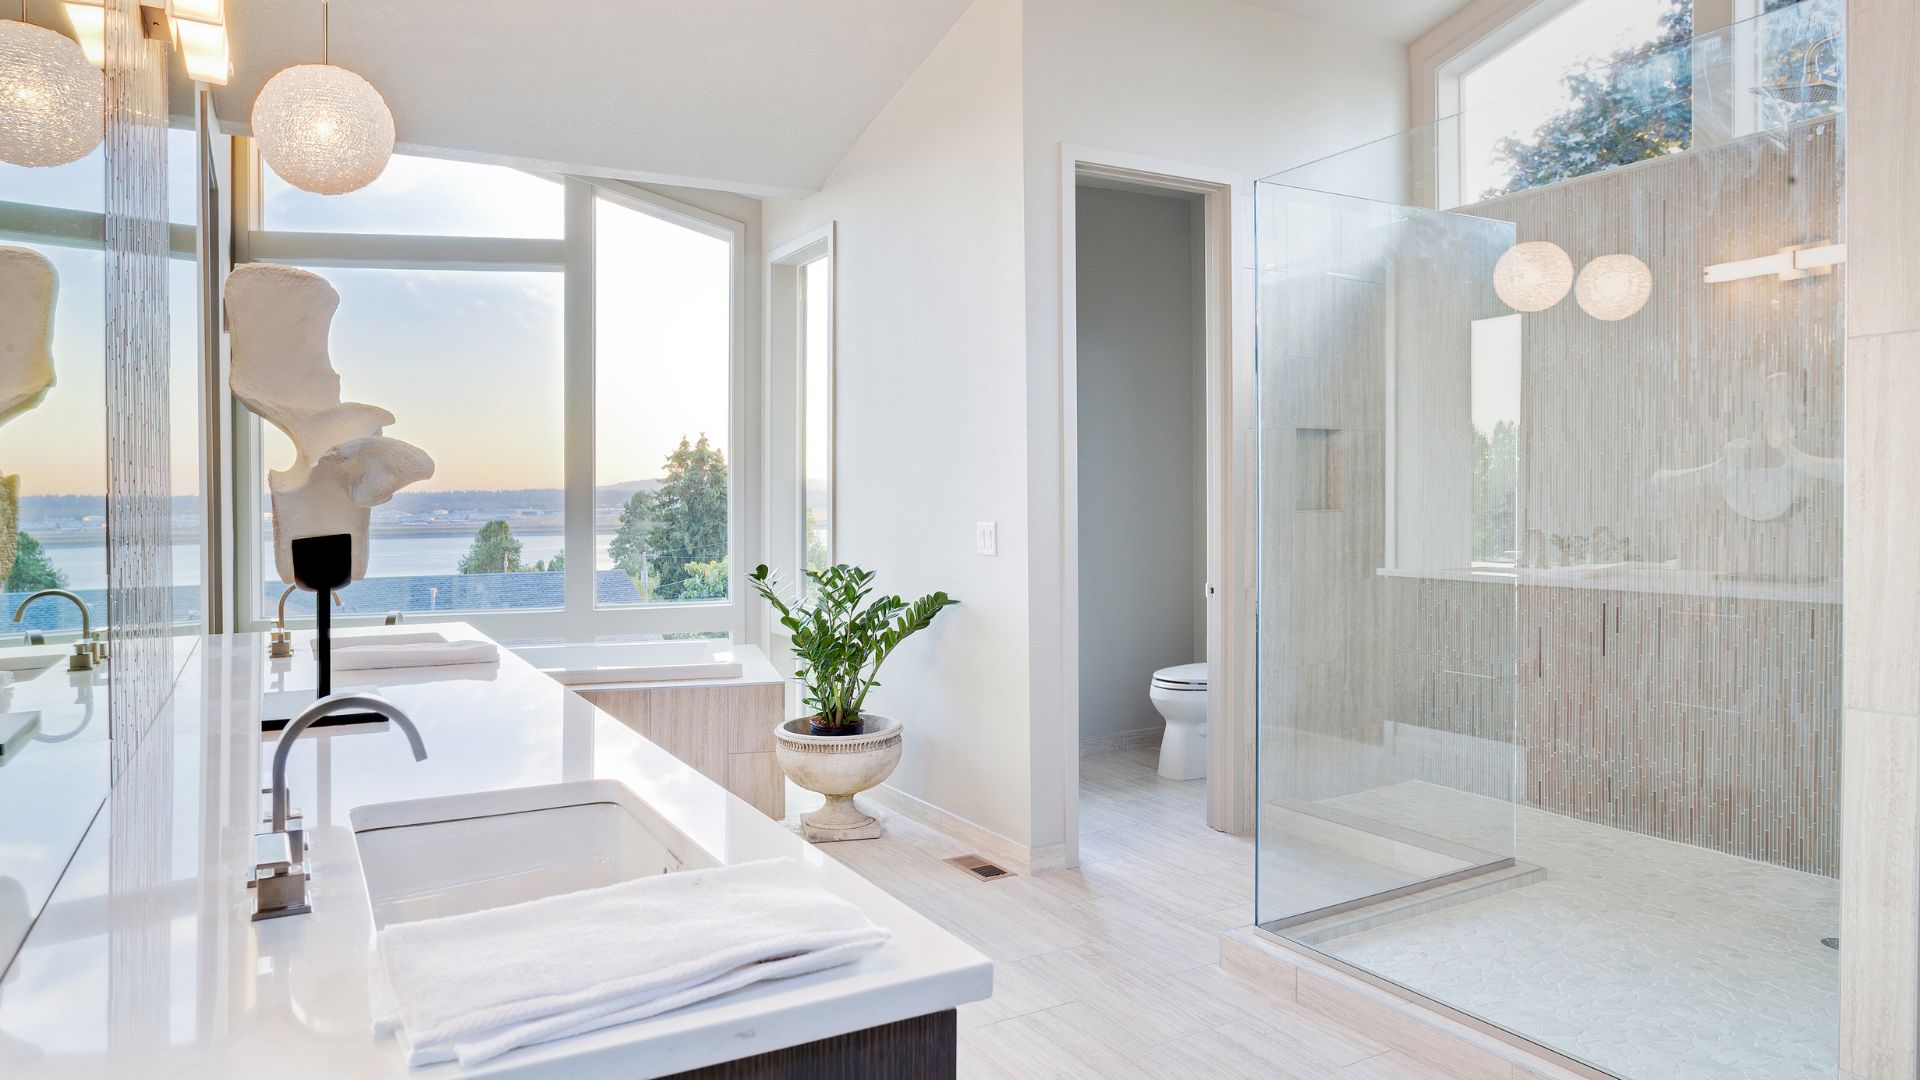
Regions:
[[944, 854, 1014, 881]]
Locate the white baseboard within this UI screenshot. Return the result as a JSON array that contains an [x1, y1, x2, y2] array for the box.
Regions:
[[864, 783, 1037, 874], [1079, 726, 1162, 756]]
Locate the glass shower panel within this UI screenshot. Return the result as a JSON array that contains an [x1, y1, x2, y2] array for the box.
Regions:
[[1255, 3, 1844, 1078], [1255, 189, 1521, 928]]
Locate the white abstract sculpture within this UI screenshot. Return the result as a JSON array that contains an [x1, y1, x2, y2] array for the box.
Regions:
[[0, 247, 57, 425], [1651, 372, 1840, 522], [224, 263, 433, 584], [0, 246, 59, 584]]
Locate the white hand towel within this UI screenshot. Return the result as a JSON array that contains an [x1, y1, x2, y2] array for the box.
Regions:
[[330, 639, 499, 671], [374, 857, 889, 1067]]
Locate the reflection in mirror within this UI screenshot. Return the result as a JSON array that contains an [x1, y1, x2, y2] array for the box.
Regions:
[[0, 122, 108, 969]]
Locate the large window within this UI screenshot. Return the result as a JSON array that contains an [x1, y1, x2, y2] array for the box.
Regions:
[[800, 255, 833, 576], [594, 193, 732, 609], [1448, 0, 1841, 204], [237, 152, 743, 640]]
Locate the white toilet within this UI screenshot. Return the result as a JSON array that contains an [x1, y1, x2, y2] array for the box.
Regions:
[[1148, 663, 1208, 780]]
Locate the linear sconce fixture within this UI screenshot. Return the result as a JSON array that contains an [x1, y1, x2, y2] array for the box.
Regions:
[[168, 0, 229, 84], [61, 0, 229, 83], [1703, 243, 1846, 284]]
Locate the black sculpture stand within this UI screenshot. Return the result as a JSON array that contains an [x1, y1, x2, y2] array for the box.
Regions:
[[261, 533, 387, 733]]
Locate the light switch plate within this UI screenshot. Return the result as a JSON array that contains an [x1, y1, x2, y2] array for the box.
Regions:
[[975, 522, 997, 556]]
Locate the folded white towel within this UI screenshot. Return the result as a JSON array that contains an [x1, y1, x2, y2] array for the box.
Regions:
[[330, 640, 499, 671], [373, 857, 889, 1067]]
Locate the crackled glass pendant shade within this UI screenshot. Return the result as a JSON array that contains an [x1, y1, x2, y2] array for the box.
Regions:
[[1492, 240, 1574, 313], [0, 19, 103, 167], [251, 62, 393, 195]]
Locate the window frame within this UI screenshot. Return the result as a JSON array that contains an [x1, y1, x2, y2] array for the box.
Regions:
[[765, 224, 835, 596], [229, 146, 750, 643]]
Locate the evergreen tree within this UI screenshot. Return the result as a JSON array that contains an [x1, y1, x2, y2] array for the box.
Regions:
[[6, 532, 68, 592], [609, 435, 729, 600], [1488, 0, 1693, 199], [458, 519, 525, 575]]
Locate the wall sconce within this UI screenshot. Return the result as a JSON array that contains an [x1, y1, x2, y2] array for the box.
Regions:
[[58, 0, 103, 66], [60, 0, 224, 83], [168, 0, 229, 85], [1703, 243, 1846, 284]]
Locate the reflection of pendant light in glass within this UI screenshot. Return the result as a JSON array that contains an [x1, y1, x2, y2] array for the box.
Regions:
[[1576, 254, 1653, 321], [0, 4, 102, 168], [251, 0, 393, 195], [1492, 241, 1573, 312]]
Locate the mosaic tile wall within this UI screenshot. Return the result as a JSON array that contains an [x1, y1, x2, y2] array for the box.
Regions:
[[103, 0, 174, 777], [1488, 122, 1845, 875]]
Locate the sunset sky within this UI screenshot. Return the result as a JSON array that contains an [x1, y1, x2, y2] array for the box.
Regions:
[[3, 145, 730, 497]]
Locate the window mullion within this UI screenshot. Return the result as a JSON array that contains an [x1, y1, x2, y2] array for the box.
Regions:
[[562, 178, 597, 638]]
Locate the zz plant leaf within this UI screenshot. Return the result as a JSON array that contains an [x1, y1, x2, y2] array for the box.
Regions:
[[749, 563, 958, 733]]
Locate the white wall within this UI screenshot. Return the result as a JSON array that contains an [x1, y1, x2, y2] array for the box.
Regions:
[[763, 0, 1408, 853], [1075, 185, 1204, 741], [1023, 0, 1410, 852], [761, 0, 1034, 844]]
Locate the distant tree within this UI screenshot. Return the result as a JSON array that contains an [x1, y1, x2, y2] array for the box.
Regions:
[[804, 508, 830, 574], [1471, 421, 1519, 562], [6, 532, 68, 592], [458, 519, 526, 575], [1488, 0, 1693, 199], [524, 548, 565, 574], [676, 559, 730, 601], [609, 435, 729, 600]]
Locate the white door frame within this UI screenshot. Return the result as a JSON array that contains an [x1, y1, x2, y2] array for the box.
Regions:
[[1058, 144, 1254, 867]]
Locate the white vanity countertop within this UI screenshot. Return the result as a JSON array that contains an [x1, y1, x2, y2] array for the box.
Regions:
[[0, 623, 991, 1079]]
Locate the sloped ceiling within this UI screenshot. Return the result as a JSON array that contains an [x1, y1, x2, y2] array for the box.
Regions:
[[198, 0, 975, 196]]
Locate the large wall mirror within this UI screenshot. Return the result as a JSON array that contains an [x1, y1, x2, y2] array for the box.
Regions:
[[0, 85, 110, 965]]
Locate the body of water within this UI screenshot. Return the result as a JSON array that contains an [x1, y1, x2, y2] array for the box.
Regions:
[[39, 530, 618, 591]]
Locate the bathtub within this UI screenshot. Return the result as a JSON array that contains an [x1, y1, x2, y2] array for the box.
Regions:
[[512, 639, 745, 685]]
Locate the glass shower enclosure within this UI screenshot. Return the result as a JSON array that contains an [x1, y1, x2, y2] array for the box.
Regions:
[[1254, 4, 1844, 1077]]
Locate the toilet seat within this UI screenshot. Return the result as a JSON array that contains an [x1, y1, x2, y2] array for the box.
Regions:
[[1151, 663, 1208, 692]]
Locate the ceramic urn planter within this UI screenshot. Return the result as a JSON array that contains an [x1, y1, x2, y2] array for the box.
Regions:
[[775, 713, 901, 842]]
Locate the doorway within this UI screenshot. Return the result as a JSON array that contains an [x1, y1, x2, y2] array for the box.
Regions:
[[1060, 151, 1250, 868]]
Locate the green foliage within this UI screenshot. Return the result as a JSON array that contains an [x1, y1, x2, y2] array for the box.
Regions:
[[610, 435, 729, 601], [526, 548, 565, 574], [803, 508, 830, 575], [1470, 421, 1519, 563], [1488, 1, 1693, 199], [457, 519, 525, 575], [676, 559, 730, 600], [749, 563, 958, 732], [6, 532, 68, 592]]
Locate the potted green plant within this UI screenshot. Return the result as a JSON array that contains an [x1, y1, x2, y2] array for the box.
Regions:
[[750, 563, 956, 841]]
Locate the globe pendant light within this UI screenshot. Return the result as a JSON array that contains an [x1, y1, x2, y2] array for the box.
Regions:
[[251, 0, 392, 195], [1492, 240, 1574, 313], [1575, 253, 1653, 322], [0, 4, 102, 168]]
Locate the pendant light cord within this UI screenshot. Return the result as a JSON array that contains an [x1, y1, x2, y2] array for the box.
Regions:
[[320, 0, 329, 65]]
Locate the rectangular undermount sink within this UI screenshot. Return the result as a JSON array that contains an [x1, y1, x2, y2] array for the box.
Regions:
[[350, 780, 715, 929], [0, 645, 70, 674]]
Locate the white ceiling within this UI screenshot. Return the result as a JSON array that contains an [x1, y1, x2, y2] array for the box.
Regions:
[[1236, 0, 1472, 44], [202, 0, 976, 197]]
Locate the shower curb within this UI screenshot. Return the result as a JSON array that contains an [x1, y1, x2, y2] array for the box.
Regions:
[[1219, 927, 1615, 1080]]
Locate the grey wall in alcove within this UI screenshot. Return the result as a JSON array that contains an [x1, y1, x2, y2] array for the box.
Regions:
[[1075, 185, 1205, 742]]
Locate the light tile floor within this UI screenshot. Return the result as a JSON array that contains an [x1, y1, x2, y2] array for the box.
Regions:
[[782, 747, 1448, 1080]]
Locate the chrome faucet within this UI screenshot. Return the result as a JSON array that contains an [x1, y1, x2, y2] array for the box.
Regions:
[[12, 589, 100, 671], [269, 583, 340, 659], [252, 692, 428, 921]]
